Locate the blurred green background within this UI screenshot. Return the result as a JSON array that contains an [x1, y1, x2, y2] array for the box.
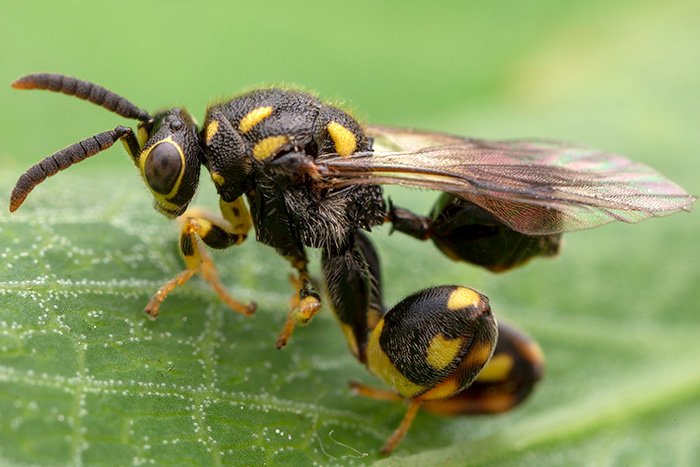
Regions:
[[1, 1, 699, 466]]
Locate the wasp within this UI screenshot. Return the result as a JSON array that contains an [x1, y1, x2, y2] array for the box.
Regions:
[[9, 73, 696, 454]]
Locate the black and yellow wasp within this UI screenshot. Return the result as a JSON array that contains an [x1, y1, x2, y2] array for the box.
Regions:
[[9, 73, 696, 454]]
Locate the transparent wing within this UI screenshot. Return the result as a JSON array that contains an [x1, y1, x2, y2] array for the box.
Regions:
[[316, 126, 695, 235]]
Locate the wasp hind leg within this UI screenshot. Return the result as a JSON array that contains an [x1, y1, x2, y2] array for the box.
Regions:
[[145, 198, 257, 319]]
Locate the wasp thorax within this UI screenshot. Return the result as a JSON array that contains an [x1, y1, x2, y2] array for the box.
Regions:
[[366, 285, 497, 400]]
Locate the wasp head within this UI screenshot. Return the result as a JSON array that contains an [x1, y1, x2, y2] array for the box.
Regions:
[[137, 108, 202, 217]]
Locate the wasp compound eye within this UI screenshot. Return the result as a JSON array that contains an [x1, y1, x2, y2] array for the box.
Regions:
[[143, 141, 183, 195]]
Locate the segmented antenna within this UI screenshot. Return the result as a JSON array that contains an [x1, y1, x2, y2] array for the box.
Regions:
[[12, 73, 152, 122], [10, 126, 133, 212]]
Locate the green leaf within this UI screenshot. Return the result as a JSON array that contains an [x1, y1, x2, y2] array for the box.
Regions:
[[1, 164, 698, 466]]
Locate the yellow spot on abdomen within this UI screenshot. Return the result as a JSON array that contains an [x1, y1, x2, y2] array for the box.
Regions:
[[425, 334, 463, 370], [367, 320, 424, 398], [205, 120, 219, 144], [447, 287, 481, 311], [252, 135, 289, 161], [476, 353, 514, 382], [239, 106, 273, 134], [420, 376, 461, 400], [523, 340, 546, 366], [327, 121, 357, 156], [464, 338, 496, 370]]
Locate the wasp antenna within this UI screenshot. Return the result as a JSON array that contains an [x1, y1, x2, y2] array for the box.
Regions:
[[9, 126, 132, 212], [12, 73, 152, 123]]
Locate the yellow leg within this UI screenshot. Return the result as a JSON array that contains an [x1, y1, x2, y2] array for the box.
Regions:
[[144, 269, 197, 318], [144, 202, 256, 319], [349, 381, 403, 402], [275, 264, 322, 349], [198, 244, 256, 316], [349, 381, 423, 454], [381, 399, 422, 455]]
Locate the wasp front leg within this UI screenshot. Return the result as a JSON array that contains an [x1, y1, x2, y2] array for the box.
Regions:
[[145, 197, 257, 319]]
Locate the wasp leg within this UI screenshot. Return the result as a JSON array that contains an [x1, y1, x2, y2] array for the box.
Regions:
[[349, 382, 423, 454], [349, 381, 401, 401], [421, 320, 544, 416], [381, 399, 422, 455], [321, 231, 383, 363], [145, 198, 257, 319], [275, 256, 322, 349]]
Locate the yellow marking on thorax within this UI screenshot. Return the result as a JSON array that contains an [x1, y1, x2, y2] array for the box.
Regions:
[[425, 334, 463, 370], [327, 121, 357, 156], [367, 320, 424, 398], [447, 287, 481, 311], [239, 106, 273, 134], [476, 354, 514, 382], [205, 120, 220, 144], [252, 135, 289, 161]]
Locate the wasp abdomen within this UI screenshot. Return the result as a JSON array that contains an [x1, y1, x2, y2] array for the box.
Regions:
[[390, 194, 561, 272], [366, 285, 497, 400]]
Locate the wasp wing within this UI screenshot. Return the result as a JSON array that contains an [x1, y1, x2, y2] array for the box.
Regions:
[[316, 126, 695, 235]]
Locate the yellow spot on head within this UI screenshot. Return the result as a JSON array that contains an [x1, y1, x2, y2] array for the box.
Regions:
[[367, 320, 424, 398], [137, 125, 149, 148], [205, 120, 219, 144], [425, 334, 463, 370], [447, 287, 482, 311], [252, 135, 289, 161], [239, 106, 273, 134], [327, 121, 357, 156], [211, 172, 225, 186], [476, 354, 514, 383]]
